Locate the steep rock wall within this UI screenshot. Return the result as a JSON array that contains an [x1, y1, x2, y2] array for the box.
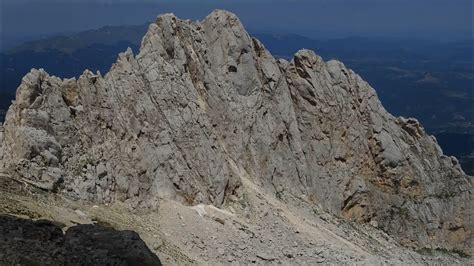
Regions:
[[0, 10, 471, 254]]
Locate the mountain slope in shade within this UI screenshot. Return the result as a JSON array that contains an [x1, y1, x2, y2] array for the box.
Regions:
[[0, 10, 472, 261], [8, 24, 148, 54]]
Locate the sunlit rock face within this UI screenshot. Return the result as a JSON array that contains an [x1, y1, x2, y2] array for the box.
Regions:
[[0, 10, 471, 254]]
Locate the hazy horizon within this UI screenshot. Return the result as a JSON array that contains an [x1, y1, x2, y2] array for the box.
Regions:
[[1, 0, 473, 49]]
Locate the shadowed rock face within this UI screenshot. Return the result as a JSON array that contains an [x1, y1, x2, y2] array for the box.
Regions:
[[0, 215, 162, 265], [0, 10, 472, 254]]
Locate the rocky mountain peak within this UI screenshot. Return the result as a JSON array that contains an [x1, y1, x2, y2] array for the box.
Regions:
[[0, 10, 472, 256]]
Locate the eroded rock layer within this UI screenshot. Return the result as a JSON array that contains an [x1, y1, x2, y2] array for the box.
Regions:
[[0, 10, 472, 254]]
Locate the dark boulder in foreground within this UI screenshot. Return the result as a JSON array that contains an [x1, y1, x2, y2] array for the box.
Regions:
[[0, 215, 162, 266]]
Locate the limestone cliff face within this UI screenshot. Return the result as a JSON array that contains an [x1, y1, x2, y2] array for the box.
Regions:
[[0, 10, 472, 254]]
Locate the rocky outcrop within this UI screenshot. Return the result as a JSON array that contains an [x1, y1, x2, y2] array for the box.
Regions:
[[0, 10, 472, 254], [0, 215, 162, 265]]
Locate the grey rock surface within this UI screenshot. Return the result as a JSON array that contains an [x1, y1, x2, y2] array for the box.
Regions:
[[0, 10, 472, 255]]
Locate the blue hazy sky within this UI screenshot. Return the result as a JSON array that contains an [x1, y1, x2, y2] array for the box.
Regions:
[[1, 0, 473, 41]]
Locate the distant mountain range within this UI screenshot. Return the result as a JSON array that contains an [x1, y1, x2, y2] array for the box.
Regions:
[[0, 24, 472, 174], [8, 24, 149, 54], [0, 24, 148, 122]]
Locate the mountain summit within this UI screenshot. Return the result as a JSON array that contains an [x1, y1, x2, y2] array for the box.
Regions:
[[0, 10, 472, 262]]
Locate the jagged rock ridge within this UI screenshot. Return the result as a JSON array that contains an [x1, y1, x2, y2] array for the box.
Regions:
[[0, 10, 472, 254]]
